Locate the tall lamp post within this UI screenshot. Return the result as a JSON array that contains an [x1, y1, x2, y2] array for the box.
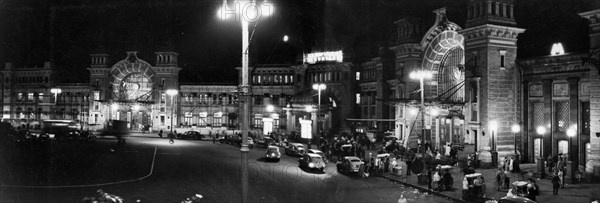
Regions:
[[312, 83, 326, 147], [567, 125, 576, 184], [511, 124, 521, 171], [166, 89, 178, 133], [50, 88, 62, 119], [490, 121, 498, 167], [537, 126, 547, 178], [409, 70, 432, 157], [218, 1, 273, 203]]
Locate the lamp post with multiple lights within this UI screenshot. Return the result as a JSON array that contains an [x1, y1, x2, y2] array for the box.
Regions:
[[409, 70, 432, 157], [166, 89, 178, 133], [312, 83, 326, 147], [217, 2, 273, 202]]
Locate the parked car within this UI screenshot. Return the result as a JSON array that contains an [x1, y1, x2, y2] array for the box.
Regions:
[[285, 143, 306, 157], [265, 146, 281, 161], [336, 156, 364, 174], [298, 153, 326, 171], [178, 131, 203, 140], [256, 137, 277, 148], [307, 149, 326, 162]]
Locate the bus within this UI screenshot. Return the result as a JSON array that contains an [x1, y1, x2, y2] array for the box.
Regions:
[[41, 120, 79, 140]]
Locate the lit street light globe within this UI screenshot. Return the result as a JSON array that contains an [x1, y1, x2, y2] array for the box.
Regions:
[[511, 124, 521, 133], [305, 105, 313, 112], [266, 104, 275, 112], [536, 126, 546, 135], [283, 35, 289, 42], [567, 127, 576, 137]]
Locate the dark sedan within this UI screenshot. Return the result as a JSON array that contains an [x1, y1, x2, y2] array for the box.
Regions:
[[256, 137, 277, 148], [177, 131, 203, 140]]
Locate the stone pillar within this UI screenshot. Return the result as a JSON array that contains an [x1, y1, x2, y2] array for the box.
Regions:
[[542, 79, 553, 159], [523, 80, 531, 162], [568, 78, 580, 182]]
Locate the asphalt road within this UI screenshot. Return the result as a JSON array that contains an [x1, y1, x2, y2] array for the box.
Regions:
[[0, 136, 452, 203]]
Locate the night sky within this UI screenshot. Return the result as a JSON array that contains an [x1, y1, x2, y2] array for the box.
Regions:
[[0, 0, 598, 84]]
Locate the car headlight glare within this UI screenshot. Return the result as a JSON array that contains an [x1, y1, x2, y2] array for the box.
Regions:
[[309, 163, 315, 168], [271, 153, 275, 157]]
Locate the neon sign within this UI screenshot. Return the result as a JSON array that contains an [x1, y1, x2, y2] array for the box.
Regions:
[[303, 51, 343, 64]]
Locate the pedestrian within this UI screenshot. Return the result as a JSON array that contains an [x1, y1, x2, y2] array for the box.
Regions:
[[358, 159, 366, 178], [212, 133, 216, 144], [384, 157, 390, 173], [390, 157, 397, 174], [427, 168, 433, 190], [503, 170, 511, 189], [526, 179, 538, 201], [496, 168, 504, 191], [433, 171, 441, 191], [558, 169, 564, 188], [552, 173, 561, 195], [397, 194, 407, 203], [158, 129, 163, 138], [508, 157, 514, 172]]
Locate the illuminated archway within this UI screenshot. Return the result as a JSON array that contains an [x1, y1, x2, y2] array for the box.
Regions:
[[109, 52, 156, 101]]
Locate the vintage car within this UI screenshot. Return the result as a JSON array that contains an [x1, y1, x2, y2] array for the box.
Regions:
[[298, 153, 326, 171], [285, 143, 306, 157], [265, 146, 281, 161], [336, 156, 364, 174], [307, 149, 325, 160], [256, 137, 277, 148], [177, 131, 203, 140]]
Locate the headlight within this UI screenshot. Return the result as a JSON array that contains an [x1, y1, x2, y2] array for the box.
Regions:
[[309, 163, 315, 168], [271, 153, 275, 157]]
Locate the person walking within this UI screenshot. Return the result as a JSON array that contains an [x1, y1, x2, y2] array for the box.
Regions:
[[496, 168, 504, 191], [558, 169, 565, 188], [552, 173, 561, 195], [433, 171, 441, 191], [158, 129, 163, 138], [212, 133, 217, 144]]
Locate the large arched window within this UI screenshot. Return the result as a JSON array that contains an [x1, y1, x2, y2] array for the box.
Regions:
[[119, 73, 152, 101]]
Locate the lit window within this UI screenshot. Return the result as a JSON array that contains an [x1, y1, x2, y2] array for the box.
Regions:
[[551, 43, 565, 56], [356, 72, 360, 80], [356, 93, 361, 104]]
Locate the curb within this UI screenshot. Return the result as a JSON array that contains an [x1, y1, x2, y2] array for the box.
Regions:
[[381, 174, 466, 203]]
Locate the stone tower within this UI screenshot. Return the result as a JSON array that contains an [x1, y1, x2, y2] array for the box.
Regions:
[[460, 0, 525, 164]]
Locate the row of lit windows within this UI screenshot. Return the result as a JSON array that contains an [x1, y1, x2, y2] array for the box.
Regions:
[[179, 93, 238, 105], [16, 92, 90, 103], [252, 75, 294, 85]]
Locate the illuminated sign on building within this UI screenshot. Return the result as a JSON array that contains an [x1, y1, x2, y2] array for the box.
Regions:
[[303, 51, 343, 64], [551, 43, 565, 56], [214, 112, 223, 118]]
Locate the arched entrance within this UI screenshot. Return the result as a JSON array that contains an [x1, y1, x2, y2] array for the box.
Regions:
[[108, 52, 156, 131]]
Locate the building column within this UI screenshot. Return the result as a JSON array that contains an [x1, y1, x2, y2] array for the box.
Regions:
[[568, 77, 579, 182], [587, 60, 600, 175], [522, 80, 531, 162], [543, 79, 553, 159]]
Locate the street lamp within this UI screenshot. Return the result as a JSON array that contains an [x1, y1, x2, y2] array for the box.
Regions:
[[511, 124, 521, 154], [409, 69, 432, 156], [566, 125, 577, 184], [489, 120, 498, 167], [166, 89, 178, 133], [537, 125, 547, 178], [50, 88, 62, 103], [312, 83, 326, 147], [217, 2, 273, 203]]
